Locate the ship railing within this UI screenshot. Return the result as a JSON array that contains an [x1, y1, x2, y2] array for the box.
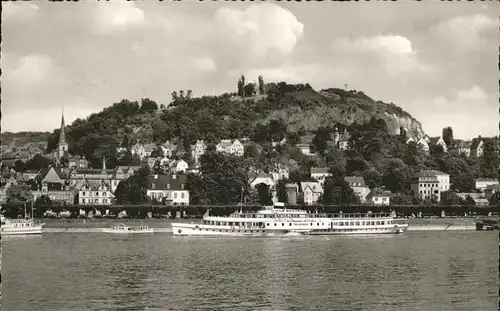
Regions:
[[225, 212, 393, 219]]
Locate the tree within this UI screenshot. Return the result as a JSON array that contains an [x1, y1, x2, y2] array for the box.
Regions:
[[150, 146, 163, 158], [255, 183, 273, 205], [312, 127, 331, 155], [258, 75, 265, 94], [464, 196, 476, 206], [188, 152, 249, 205], [14, 160, 26, 173], [121, 135, 130, 148], [488, 192, 499, 206], [35, 195, 52, 209], [237, 75, 246, 97], [126, 167, 151, 204], [440, 191, 464, 205], [244, 83, 256, 97], [442, 126, 453, 146], [268, 119, 287, 142], [114, 180, 130, 205], [25, 154, 51, 171], [6, 184, 32, 205], [276, 180, 287, 203], [140, 98, 159, 113]]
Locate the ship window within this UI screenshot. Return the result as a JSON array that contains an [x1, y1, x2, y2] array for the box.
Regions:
[[274, 223, 277, 226], [282, 223, 284, 226], [290, 223, 292, 226]]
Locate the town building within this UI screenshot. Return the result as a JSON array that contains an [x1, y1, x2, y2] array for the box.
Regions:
[[417, 138, 429, 154], [68, 156, 89, 169], [32, 166, 75, 204], [297, 144, 312, 155], [475, 178, 499, 191], [161, 141, 177, 158], [79, 182, 114, 205], [470, 138, 484, 158], [249, 171, 275, 189], [170, 159, 189, 173], [146, 174, 189, 205], [191, 140, 207, 164], [310, 167, 331, 184], [410, 170, 450, 202], [367, 188, 392, 205], [429, 137, 448, 152], [271, 164, 289, 181], [299, 182, 323, 205], [216, 139, 244, 156], [131, 143, 146, 159], [344, 176, 370, 203], [285, 183, 298, 205], [450, 140, 472, 157]]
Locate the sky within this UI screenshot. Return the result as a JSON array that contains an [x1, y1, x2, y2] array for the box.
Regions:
[[2, 2, 498, 140]]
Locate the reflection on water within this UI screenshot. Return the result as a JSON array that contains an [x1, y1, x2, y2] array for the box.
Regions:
[[2, 232, 498, 311]]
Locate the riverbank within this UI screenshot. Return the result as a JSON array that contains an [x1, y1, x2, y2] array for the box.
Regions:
[[32, 217, 481, 233]]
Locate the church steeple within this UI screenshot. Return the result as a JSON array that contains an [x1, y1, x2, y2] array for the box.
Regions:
[[58, 106, 68, 159], [101, 157, 107, 173], [59, 108, 66, 144]]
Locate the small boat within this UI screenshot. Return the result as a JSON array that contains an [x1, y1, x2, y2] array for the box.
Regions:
[[102, 224, 154, 234]]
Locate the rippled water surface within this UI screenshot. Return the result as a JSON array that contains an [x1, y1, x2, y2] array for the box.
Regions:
[[2, 231, 498, 311]]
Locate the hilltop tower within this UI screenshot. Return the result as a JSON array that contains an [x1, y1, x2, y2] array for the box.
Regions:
[[58, 107, 68, 159]]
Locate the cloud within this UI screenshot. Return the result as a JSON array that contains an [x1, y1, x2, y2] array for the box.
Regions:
[[429, 14, 496, 49], [212, 4, 304, 69], [93, 3, 145, 33], [407, 85, 496, 139], [5, 54, 54, 87], [190, 57, 217, 74], [331, 35, 433, 78], [2, 2, 39, 21]]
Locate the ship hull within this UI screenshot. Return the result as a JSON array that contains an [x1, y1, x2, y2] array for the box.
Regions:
[[172, 223, 407, 236], [1, 227, 43, 236]]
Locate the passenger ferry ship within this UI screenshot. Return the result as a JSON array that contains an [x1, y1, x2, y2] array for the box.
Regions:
[[172, 203, 408, 236], [1, 204, 44, 236], [1, 215, 44, 236]]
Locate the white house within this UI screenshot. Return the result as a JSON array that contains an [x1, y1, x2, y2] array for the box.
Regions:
[[310, 167, 331, 184], [475, 178, 499, 191], [146, 174, 189, 205], [131, 143, 146, 159], [410, 170, 450, 202], [297, 144, 312, 155], [471, 138, 484, 158], [191, 140, 207, 163], [216, 139, 245, 156], [430, 137, 448, 152], [161, 141, 177, 158], [367, 189, 392, 206], [300, 182, 323, 205], [79, 182, 114, 205], [170, 159, 189, 173], [417, 138, 429, 153], [344, 176, 370, 203], [271, 164, 289, 181]]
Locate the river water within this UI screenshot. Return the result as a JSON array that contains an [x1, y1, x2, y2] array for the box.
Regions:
[[2, 231, 498, 311]]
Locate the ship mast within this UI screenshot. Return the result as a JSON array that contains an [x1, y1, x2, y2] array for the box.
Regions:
[[239, 186, 244, 214]]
